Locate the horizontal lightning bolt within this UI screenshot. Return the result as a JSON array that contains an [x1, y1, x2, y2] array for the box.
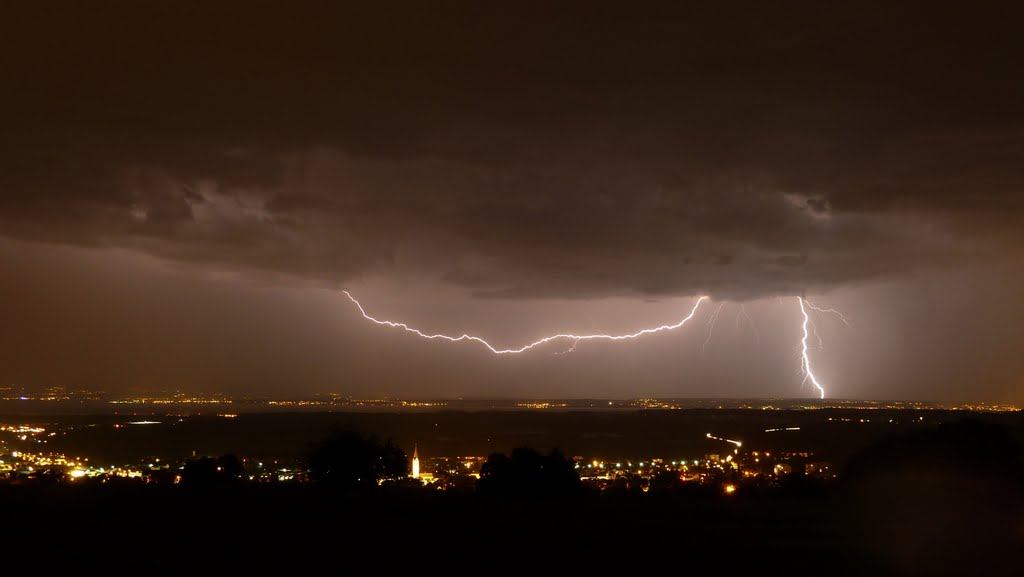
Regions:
[[342, 290, 839, 400], [342, 291, 707, 354]]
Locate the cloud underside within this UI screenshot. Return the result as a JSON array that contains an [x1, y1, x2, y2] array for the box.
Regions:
[[1, 148, 1015, 301], [0, 3, 1021, 300]]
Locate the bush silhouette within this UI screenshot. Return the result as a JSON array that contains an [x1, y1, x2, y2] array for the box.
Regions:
[[180, 454, 245, 486], [478, 447, 581, 495], [841, 419, 1024, 574], [306, 427, 407, 489]]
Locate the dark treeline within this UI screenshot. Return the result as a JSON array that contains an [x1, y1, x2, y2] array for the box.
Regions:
[[2, 419, 1021, 574]]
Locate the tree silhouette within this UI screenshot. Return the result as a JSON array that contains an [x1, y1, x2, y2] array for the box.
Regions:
[[841, 419, 1024, 574], [305, 427, 407, 489], [180, 454, 245, 486], [478, 447, 581, 495]]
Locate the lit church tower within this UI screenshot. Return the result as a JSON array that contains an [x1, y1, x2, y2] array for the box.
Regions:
[[411, 444, 420, 479]]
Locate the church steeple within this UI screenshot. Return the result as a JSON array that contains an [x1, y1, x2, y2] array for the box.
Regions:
[[411, 444, 420, 478]]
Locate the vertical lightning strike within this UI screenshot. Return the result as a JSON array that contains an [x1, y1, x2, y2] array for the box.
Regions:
[[702, 303, 725, 355], [342, 291, 707, 354], [798, 297, 827, 399]]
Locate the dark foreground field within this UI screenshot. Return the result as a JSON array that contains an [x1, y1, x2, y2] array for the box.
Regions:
[[4, 473, 1020, 575], [0, 484, 860, 570], [3, 411, 1022, 574]]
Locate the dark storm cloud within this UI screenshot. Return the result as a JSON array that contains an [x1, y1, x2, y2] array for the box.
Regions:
[[2, 1, 1022, 300]]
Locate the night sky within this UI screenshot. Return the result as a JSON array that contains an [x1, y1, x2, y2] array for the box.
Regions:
[[2, 2, 1022, 401]]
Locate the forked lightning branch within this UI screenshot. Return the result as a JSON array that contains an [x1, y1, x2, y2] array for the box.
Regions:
[[343, 291, 845, 399]]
